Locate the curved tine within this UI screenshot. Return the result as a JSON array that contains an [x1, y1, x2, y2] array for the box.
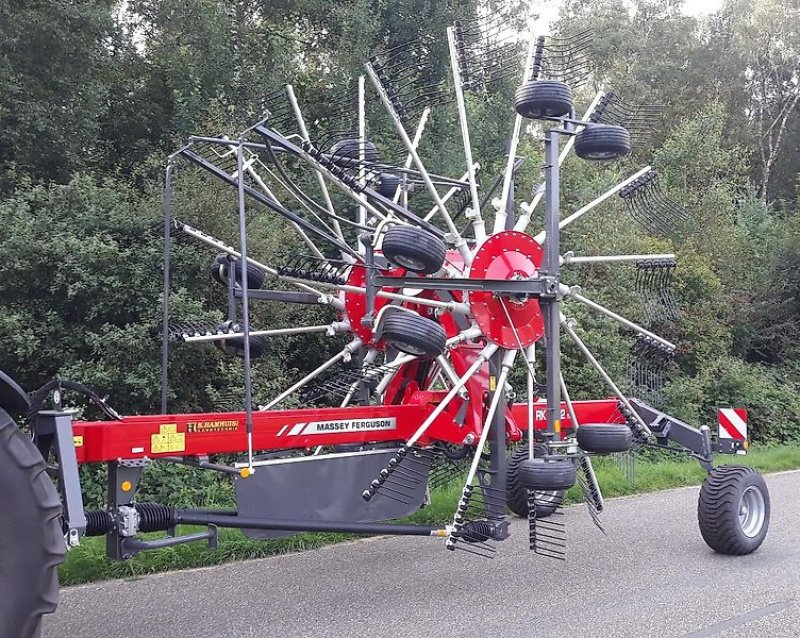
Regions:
[[651, 180, 690, 222], [629, 190, 670, 235], [637, 184, 678, 234]]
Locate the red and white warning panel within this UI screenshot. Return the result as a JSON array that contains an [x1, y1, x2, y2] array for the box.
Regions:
[[718, 408, 748, 455]]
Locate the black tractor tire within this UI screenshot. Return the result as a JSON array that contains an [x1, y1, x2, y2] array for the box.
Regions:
[[381, 313, 446, 359], [209, 254, 267, 290], [382, 226, 446, 274], [0, 410, 65, 638], [507, 444, 565, 518], [214, 321, 268, 359], [377, 173, 402, 198], [698, 466, 770, 555], [574, 124, 632, 160], [517, 457, 577, 491], [328, 139, 379, 166], [576, 423, 633, 453], [514, 80, 573, 119]]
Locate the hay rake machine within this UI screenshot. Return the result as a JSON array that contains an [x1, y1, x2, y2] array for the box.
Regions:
[[0, 12, 770, 638]]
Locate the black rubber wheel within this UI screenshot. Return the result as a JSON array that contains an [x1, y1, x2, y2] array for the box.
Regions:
[[381, 313, 446, 359], [328, 139, 379, 166], [382, 226, 446, 274], [698, 466, 770, 555], [377, 173, 401, 198], [0, 410, 65, 638], [574, 124, 632, 160], [576, 423, 633, 453], [517, 457, 577, 491], [214, 321, 268, 359], [514, 80, 573, 119], [209, 254, 267, 290], [507, 444, 565, 518]]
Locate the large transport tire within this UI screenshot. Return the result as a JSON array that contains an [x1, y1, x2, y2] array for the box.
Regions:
[[0, 410, 65, 638], [698, 466, 770, 555], [576, 423, 633, 453], [381, 313, 446, 359], [574, 124, 631, 160], [514, 80, 573, 119], [209, 254, 267, 290], [517, 456, 577, 491], [382, 226, 446, 274], [507, 444, 565, 518]]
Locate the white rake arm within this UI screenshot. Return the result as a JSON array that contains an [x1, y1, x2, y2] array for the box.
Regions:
[[365, 62, 472, 265], [393, 108, 431, 205], [515, 91, 605, 234], [177, 222, 340, 306], [562, 318, 652, 438], [447, 26, 487, 244], [562, 284, 676, 350], [285, 84, 345, 241], [562, 251, 675, 265], [525, 343, 536, 457], [183, 322, 350, 344], [533, 166, 653, 244], [495, 32, 538, 235], [403, 342, 499, 448], [357, 75, 368, 243], [259, 337, 364, 411], [559, 372, 580, 428], [462, 348, 516, 487]]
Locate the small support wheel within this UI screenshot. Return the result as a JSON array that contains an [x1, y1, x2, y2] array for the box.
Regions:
[[514, 80, 573, 119], [377, 173, 401, 198], [382, 226, 446, 274], [517, 457, 577, 491], [209, 254, 267, 290], [214, 321, 268, 359], [576, 423, 633, 453], [381, 313, 446, 359], [507, 444, 565, 518], [698, 466, 770, 555], [574, 124, 632, 160], [328, 139, 379, 166]]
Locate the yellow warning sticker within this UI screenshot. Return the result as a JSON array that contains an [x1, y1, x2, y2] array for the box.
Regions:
[[151, 423, 186, 454], [489, 376, 497, 391], [554, 419, 561, 434], [73, 436, 84, 448]]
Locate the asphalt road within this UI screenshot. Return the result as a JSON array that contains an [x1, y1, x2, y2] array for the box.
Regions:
[[46, 470, 800, 638]]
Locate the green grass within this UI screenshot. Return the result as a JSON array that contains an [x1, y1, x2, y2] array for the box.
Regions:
[[58, 444, 800, 586]]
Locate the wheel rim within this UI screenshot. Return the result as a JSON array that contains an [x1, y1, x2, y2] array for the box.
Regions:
[[393, 254, 427, 271], [389, 339, 427, 356], [534, 490, 561, 504], [738, 485, 766, 538], [586, 150, 620, 160]]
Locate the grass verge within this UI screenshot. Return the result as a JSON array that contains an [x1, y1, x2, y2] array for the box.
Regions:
[[58, 443, 800, 586]]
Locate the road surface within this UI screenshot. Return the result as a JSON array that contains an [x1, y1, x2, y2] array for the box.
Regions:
[[46, 470, 800, 638]]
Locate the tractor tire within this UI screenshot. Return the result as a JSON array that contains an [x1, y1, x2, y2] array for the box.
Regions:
[[514, 80, 573, 119], [381, 313, 446, 359], [0, 410, 65, 638], [382, 226, 446, 274], [214, 321, 268, 359], [507, 444, 565, 518], [698, 466, 770, 555], [574, 124, 631, 160], [377, 173, 401, 199], [517, 457, 577, 491], [328, 139, 379, 166], [209, 254, 267, 290], [576, 423, 633, 454]]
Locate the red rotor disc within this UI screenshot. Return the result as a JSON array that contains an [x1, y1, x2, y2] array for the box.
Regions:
[[467, 231, 544, 349]]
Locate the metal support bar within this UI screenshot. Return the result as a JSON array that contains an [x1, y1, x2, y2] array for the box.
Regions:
[[160, 161, 174, 413], [543, 129, 562, 437]]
